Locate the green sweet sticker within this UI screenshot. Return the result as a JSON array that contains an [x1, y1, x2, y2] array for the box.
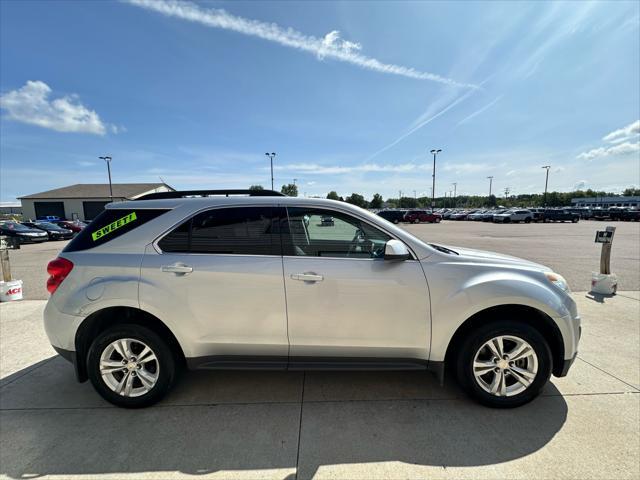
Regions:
[[92, 212, 137, 241]]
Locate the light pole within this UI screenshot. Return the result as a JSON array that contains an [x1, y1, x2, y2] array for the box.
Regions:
[[265, 152, 276, 190], [293, 178, 297, 186], [487, 176, 494, 206], [452, 183, 457, 208], [542, 165, 551, 207], [98, 156, 113, 202], [430, 149, 442, 212]]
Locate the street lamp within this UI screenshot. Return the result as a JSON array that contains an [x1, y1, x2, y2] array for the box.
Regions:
[[452, 182, 457, 208], [98, 156, 113, 202], [265, 152, 276, 190], [430, 149, 442, 212], [542, 165, 551, 207], [487, 176, 494, 198]]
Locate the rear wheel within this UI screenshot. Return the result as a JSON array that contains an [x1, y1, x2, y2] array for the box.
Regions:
[[524, 217, 532, 223], [503, 218, 511, 223], [87, 324, 177, 408], [456, 320, 552, 408]]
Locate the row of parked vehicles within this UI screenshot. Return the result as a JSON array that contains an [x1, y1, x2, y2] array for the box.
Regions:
[[377, 209, 442, 224], [0, 217, 87, 244]]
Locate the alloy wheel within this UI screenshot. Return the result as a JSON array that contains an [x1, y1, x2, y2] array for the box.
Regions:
[[99, 338, 160, 397], [472, 335, 538, 397]]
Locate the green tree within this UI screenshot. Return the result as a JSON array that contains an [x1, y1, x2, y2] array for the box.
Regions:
[[249, 185, 264, 191], [399, 197, 417, 208], [370, 193, 383, 209], [281, 183, 298, 197], [326, 191, 341, 201], [623, 187, 640, 196], [345, 193, 368, 208]]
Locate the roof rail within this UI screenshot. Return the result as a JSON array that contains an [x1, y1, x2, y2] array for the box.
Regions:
[[135, 189, 286, 200]]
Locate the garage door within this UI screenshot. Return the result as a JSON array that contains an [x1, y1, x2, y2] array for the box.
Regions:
[[34, 201, 65, 219], [83, 201, 109, 221]]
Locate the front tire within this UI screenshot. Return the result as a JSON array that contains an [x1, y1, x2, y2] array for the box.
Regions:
[[87, 324, 177, 408], [456, 321, 552, 408]]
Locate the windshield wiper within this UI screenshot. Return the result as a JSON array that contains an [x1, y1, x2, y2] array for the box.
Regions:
[[429, 244, 459, 255]]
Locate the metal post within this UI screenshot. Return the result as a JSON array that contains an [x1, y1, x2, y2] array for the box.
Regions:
[[430, 149, 441, 212], [487, 176, 493, 198], [600, 226, 616, 274], [0, 250, 11, 282], [542, 165, 551, 207], [452, 183, 457, 208], [265, 153, 276, 190], [99, 156, 113, 202]]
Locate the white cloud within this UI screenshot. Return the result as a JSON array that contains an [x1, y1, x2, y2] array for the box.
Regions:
[[274, 162, 432, 175], [126, 0, 476, 89], [577, 120, 640, 160], [0, 80, 111, 135], [441, 162, 493, 174], [602, 120, 640, 144], [577, 141, 639, 160]]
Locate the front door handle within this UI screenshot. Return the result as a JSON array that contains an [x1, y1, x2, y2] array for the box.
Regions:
[[291, 273, 324, 282], [161, 263, 193, 275]]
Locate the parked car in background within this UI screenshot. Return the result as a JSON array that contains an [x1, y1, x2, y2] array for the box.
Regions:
[[54, 220, 87, 233], [449, 209, 478, 221], [467, 210, 488, 221], [591, 208, 610, 220], [493, 209, 534, 223], [403, 210, 442, 223], [0, 220, 49, 243], [542, 210, 579, 223], [566, 207, 592, 219], [320, 215, 335, 226], [37, 215, 62, 222], [621, 209, 640, 221], [529, 208, 545, 222], [22, 221, 74, 240], [608, 207, 628, 221], [377, 209, 407, 224]]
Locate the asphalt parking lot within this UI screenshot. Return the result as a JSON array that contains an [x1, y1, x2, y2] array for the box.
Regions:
[[1, 219, 639, 479]]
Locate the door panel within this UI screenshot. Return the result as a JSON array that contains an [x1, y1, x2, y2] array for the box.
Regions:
[[139, 206, 288, 361], [140, 251, 288, 360], [282, 206, 431, 361], [283, 257, 430, 360]]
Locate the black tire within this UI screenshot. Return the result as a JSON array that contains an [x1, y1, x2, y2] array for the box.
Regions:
[[455, 320, 552, 408], [524, 217, 532, 224], [503, 218, 510, 223], [572, 218, 578, 223], [393, 219, 399, 224], [87, 324, 177, 408]]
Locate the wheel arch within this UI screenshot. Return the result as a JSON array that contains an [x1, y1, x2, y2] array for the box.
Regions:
[[74, 306, 186, 382], [444, 304, 565, 377]]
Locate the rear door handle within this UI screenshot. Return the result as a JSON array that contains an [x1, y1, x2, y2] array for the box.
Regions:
[[291, 273, 324, 282], [161, 263, 193, 275]]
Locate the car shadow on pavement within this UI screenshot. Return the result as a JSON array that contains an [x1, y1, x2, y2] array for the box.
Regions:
[[584, 292, 616, 303], [0, 357, 568, 479]]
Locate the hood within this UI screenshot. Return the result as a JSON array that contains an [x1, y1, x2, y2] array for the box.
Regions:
[[432, 244, 549, 271]]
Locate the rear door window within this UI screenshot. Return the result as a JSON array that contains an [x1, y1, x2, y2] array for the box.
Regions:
[[158, 206, 284, 256], [63, 209, 169, 252]]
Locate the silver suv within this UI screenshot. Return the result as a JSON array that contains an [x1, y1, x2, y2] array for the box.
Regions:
[[44, 190, 580, 408]]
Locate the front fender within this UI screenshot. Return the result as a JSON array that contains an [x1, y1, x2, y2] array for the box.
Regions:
[[427, 266, 575, 362]]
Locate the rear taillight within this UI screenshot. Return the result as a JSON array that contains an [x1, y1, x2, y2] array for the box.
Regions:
[[46, 257, 74, 294]]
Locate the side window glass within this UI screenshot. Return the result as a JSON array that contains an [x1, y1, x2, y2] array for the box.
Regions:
[[157, 219, 190, 253], [286, 207, 391, 259], [158, 207, 280, 255]]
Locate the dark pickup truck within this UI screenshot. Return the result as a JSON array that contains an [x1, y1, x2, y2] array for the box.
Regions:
[[542, 209, 579, 223]]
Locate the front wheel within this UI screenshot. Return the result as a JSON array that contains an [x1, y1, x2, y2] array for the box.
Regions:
[[456, 321, 552, 408], [87, 324, 177, 408], [524, 217, 532, 223]]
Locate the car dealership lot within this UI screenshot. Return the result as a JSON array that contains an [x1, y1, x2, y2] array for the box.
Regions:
[[0, 219, 639, 479]]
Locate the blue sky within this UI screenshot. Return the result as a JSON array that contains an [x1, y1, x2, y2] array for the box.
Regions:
[[1, 0, 639, 203]]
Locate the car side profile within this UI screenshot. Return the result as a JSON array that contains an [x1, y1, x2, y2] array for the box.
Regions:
[[493, 209, 534, 223], [44, 190, 580, 409]]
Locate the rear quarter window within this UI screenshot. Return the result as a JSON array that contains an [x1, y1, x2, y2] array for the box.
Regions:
[[63, 209, 169, 252]]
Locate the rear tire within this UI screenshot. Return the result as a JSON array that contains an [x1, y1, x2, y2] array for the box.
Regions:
[[87, 324, 177, 408], [455, 320, 552, 408], [524, 217, 532, 223]]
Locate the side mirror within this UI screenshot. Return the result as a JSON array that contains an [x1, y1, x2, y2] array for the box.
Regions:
[[384, 239, 411, 260]]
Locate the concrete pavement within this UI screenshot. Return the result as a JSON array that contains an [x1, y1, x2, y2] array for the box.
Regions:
[[0, 292, 638, 479]]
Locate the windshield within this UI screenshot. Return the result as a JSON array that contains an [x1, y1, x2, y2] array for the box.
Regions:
[[1, 222, 31, 231], [35, 222, 58, 229]]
